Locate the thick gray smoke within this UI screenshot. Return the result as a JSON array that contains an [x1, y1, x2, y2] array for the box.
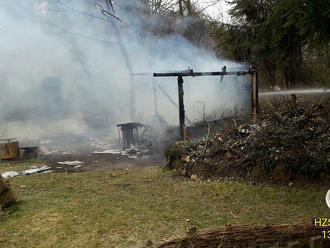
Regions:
[[0, 0, 250, 151]]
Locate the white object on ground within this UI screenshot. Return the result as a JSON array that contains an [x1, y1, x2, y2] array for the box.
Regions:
[[93, 149, 140, 159], [22, 166, 52, 175], [57, 161, 84, 166], [93, 150, 122, 154], [1, 165, 52, 179], [128, 155, 138, 159], [1, 171, 20, 179], [93, 147, 151, 159]]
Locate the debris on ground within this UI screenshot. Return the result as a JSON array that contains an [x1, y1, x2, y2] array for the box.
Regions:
[[93, 150, 122, 154], [57, 161, 84, 166], [93, 147, 151, 159], [149, 224, 324, 248], [21, 166, 52, 175], [56, 161, 86, 170], [1, 165, 52, 179], [166, 98, 330, 182], [1, 171, 20, 179], [0, 175, 18, 215]]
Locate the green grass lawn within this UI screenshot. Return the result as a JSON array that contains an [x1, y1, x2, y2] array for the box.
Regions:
[[0, 161, 328, 248]]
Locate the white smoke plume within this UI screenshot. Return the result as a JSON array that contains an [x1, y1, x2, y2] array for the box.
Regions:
[[0, 0, 250, 150]]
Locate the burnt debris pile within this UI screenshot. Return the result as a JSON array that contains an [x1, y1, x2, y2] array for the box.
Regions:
[[165, 97, 330, 182]]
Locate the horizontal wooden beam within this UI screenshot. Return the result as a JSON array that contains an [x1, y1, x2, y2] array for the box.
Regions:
[[153, 70, 254, 77]]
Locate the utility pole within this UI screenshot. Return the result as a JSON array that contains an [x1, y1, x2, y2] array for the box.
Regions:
[[104, 0, 136, 120]]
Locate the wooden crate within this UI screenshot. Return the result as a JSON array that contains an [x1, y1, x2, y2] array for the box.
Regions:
[[0, 141, 20, 159]]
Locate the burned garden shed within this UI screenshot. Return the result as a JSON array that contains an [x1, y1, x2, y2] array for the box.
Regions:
[[117, 122, 147, 149], [153, 67, 259, 140]]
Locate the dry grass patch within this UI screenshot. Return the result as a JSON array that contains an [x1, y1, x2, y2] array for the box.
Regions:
[[0, 165, 328, 247]]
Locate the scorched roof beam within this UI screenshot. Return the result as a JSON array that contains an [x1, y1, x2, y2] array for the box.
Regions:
[[153, 67, 259, 141]]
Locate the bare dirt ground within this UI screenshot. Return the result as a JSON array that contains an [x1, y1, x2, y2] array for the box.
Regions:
[[39, 152, 165, 173]]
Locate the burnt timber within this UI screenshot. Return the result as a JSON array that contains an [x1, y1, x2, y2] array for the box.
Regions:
[[153, 68, 259, 140]]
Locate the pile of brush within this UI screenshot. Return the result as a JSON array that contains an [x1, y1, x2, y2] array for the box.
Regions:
[[165, 96, 330, 182], [147, 224, 323, 248]]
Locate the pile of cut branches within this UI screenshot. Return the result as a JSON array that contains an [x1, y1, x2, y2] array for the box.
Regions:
[[165, 97, 330, 182], [151, 224, 323, 248]]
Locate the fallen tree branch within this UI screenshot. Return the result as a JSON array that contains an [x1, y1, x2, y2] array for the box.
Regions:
[[152, 224, 322, 248]]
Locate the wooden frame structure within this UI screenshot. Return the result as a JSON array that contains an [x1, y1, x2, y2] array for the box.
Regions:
[[153, 68, 259, 140]]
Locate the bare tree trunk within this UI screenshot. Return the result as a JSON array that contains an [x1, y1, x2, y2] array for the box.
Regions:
[[178, 0, 184, 16], [186, 0, 193, 16]]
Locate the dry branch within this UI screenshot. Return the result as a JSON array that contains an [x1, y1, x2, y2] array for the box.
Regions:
[[154, 224, 322, 248]]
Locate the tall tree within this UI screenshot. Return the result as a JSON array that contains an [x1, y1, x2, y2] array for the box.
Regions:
[[211, 0, 280, 87], [210, 0, 330, 88], [273, 0, 330, 47]]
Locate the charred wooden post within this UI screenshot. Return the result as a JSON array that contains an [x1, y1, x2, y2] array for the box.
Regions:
[[252, 70, 259, 121], [153, 67, 258, 140], [131, 73, 193, 125], [177, 76, 186, 140]]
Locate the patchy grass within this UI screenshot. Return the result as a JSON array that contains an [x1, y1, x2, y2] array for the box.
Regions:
[[0, 163, 328, 248]]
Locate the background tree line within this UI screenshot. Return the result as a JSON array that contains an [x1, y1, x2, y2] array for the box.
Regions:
[[134, 0, 330, 89], [209, 0, 330, 89]]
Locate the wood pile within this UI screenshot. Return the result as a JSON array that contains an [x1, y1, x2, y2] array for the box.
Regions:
[[150, 224, 325, 248], [165, 98, 330, 182]]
